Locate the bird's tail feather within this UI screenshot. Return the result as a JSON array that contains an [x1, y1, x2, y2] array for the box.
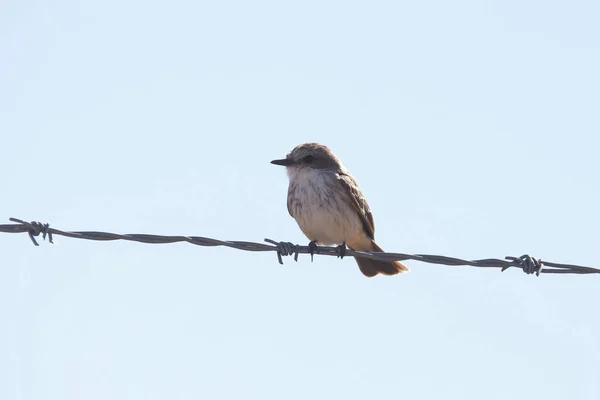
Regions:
[[354, 240, 409, 278]]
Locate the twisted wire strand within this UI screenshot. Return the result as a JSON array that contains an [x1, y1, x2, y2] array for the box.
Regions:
[[1, 218, 598, 276]]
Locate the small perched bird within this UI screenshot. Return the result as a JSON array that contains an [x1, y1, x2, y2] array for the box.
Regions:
[[271, 143, 409, 277]]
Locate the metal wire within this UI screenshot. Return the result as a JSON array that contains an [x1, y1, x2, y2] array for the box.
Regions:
[[1, 217, 598, 276]]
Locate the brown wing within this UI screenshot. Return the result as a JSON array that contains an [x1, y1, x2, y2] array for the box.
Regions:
[[338, 171, 375, 240]]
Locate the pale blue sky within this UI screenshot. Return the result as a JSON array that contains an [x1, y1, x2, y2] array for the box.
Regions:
[[2, 0, 599, 399]]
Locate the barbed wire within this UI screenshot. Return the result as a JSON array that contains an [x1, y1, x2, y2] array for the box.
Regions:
[[1, 217, 598, 276]]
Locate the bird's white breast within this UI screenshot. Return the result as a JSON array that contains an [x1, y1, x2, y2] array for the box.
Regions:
[[287, 168, 363, 246]]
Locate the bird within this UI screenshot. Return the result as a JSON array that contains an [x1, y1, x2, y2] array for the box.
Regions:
[[271, 143, 409, 277]]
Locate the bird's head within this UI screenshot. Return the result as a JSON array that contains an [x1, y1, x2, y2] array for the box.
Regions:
[[271, 143, 343, 172]]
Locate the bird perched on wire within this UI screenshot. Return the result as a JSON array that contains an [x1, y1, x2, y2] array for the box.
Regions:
[[271, 143, 409, 277]]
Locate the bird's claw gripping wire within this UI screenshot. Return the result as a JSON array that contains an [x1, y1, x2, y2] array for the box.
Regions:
[[264, 239, 299, 265], [504, 254, 543, 276], [336, 242, 347, 259], [308, 240, 318, 262]]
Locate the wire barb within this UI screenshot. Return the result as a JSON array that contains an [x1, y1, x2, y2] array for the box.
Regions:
[[1, 217, 598, 276], [504, 255, 543, 276], [264, 239, 299, 265], [8, 218, 53, 246]]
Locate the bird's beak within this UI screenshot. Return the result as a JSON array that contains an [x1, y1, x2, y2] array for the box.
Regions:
[[270, 158, 293, 166]]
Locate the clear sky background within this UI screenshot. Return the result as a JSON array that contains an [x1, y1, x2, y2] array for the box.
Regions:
[[2, 0, 599, 399]]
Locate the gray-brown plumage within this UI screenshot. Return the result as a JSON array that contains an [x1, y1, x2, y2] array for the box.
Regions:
[[271, 143, 409, 277]]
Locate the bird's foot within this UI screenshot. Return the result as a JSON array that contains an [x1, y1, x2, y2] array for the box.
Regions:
[[308, 240, 318, 262], [336, 242, 347, 259]]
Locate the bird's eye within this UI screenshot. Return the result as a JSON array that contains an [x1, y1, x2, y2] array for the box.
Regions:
[[303, 155, 315, 163]]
